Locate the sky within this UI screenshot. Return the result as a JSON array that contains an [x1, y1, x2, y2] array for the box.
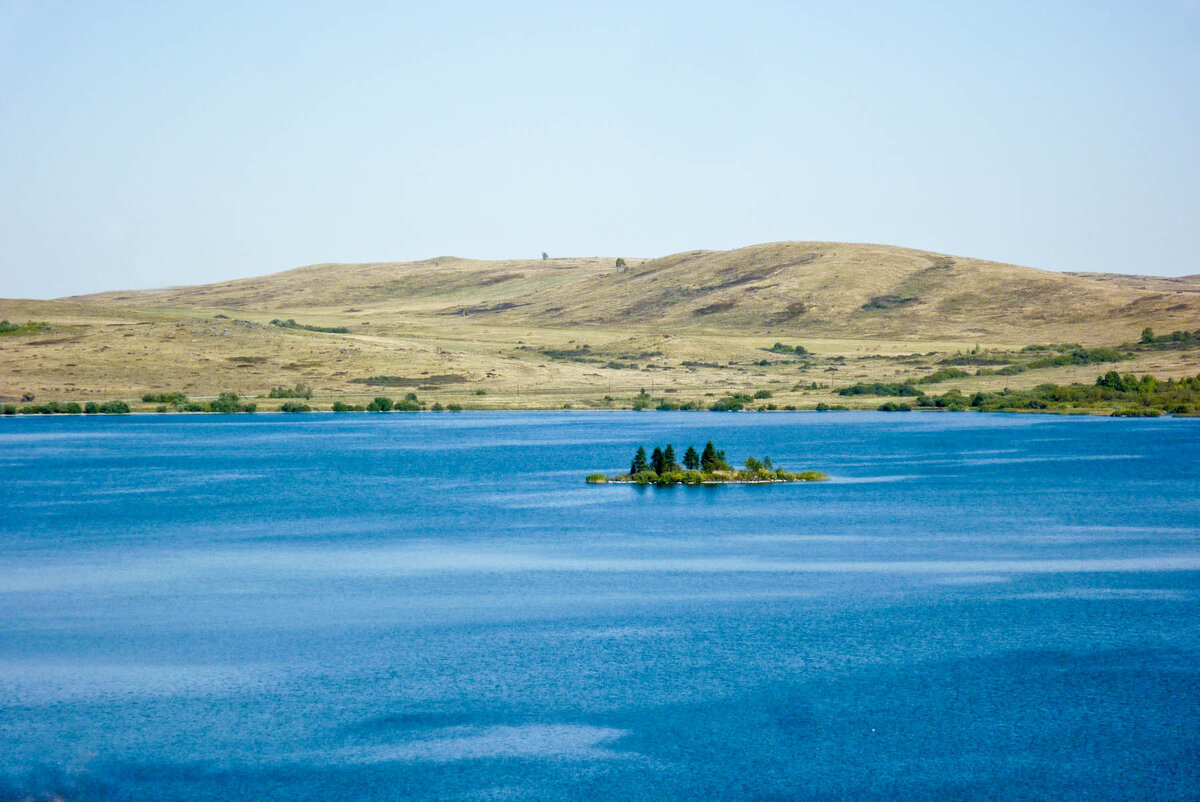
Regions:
[[1, 0, 1198, 298]]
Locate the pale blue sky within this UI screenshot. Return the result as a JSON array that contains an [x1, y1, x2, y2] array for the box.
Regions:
[[2, 0, 1197, 298]]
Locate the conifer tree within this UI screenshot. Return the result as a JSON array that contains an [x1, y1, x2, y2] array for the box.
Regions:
[[683, 445, 700, 470], [700, 441, 718, 472], [630, 446, 649, 475], [651, 447, 666, 475], [663, 444, 680, 473]]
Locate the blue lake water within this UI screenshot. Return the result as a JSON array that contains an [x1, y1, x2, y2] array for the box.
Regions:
[[1, 411, 1199, 800]]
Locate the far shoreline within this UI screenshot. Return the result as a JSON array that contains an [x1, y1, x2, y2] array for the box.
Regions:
[[3, 407, 1199, 419]]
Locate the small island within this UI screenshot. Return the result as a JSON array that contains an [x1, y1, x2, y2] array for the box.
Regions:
[[588, 441, 828, 486]]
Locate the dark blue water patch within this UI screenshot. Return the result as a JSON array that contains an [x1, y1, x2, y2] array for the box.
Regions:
[[1, 412, 1198, 800]]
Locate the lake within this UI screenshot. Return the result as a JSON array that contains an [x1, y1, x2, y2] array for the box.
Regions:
[[1, 411, 1198, 800]]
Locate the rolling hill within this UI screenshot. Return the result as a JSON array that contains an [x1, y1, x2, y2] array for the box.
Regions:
[[76, 241, 1200, 341], [3, 241, 1197, 409]]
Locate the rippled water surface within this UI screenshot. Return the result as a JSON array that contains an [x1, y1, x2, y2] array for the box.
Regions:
[[2, 412, 1199, 800]]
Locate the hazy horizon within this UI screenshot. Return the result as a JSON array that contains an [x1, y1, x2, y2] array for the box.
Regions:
[[2, 1, 1198, 299]]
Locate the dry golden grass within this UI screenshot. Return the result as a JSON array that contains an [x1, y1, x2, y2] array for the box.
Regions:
[[4, 241, 1198, 409]]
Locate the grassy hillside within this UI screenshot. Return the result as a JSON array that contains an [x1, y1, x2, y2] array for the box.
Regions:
[[76, 242, 1200, 340], [3, 241, 1198, 411]]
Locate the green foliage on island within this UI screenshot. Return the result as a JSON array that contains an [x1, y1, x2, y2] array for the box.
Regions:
[[268, 382, 313, 399], [0, 320, 55, 336], [595, 441, 827, 486], [270, 319, 350, 334]]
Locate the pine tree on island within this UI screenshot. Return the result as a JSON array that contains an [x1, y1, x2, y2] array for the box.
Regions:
[[698, 441, 732, 472], [663, 444, 680, 473], [630, 446, 649, 475], [596, 441, 827, 485]]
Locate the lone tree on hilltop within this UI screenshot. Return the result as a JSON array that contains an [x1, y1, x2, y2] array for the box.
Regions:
[[542, 252, 549, 261], [683, 445, 700, 470], [630, 446, 649, 475], [615, 257, 627, 270]]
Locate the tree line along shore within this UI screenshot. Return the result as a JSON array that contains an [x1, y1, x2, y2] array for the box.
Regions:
[[5, 368, 1200, 418], [5, 321, 1200, 423]]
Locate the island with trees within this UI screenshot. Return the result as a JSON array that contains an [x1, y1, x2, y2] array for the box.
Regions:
[[587, 441, 828, 486]]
